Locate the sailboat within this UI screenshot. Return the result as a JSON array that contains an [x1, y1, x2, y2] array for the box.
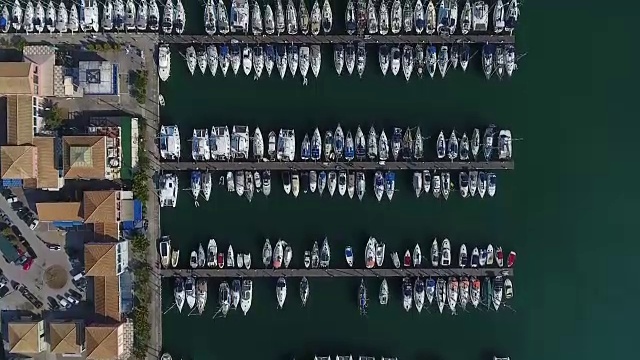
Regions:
[[384, 171, 395, 201], [505, 0, 519, 33], [276, 45, 287, 79], [317, 171, 327, 195], [285, 0, 297, 34], [321, 0, 331, 33], [245, 171, 255, 202], [355, 172, 365, 201], [388, 46, 400, 76], [495, 45, 505, 79], [204, 0, 216, 34], [172, 0, 184, 33], [414, 278, 425, 313], [374, 171, 384, 202], [379, 0, 388, 34], [300, 277, 309, 306], [494, 0, 505, 33], [251, 0, 262, 34], [283, 243, 293, 268], [306, 0, 319, 35], [482, 43, 493, 79], [262, 170, 271, 197], [414, 0, 425, 34], [114, 0, 124, 31], [185, 276, 196, 309], [390, 0, 401, 33], [352, 126, 365, 160], [218, 0, 229, 33], [402, 45, 413, 81], [299, 0, 309, 34], [358, 279, 368, 315], [483, 124, 496, 160], [185, 46, 196, 75], [448, 277, 458, 313], [235, 170, 245, 197], [230, 279, 240, 310], [288, 44, 298, 77], [379, 279, 389, 305], [174, 277, 185, 312], [493, 275, 503, 310], [319, 237, 330, 268], [263, 3, 274, 34], [460, 0, 471, 34], [378, 130, 389, 161], [261, 239, 272, 268], [468, 171, 478, 197], [426, 277, 436, 305], [402, 0, 413, 33], [242, 46, 253, 76], [391, 252, 400, 268], [391, 127, 402, 160], [435, 131, 445, 159], [347, 172, 355, 199], [436, 278, 446, 313], [328, 171, 337, 197], [56, 1, 67, 33], [272, 240, 284, 269], [432, 173, 441, 198], [275, 0, 285, 34], [441, 173, 451, 200], [505, 44, 516, 77], [195, 278, 207, 314], [136, 0, 148, 30], [366, 125, 378, 159], [260, 45, 273, 77], [438, 45, 449, 78], [311, 241, 320, 268], [345, 129, 355, 161], [197, 47, 207, 75], [412, 172, 422, 198], [159, 237, 171, 268], [23, 1, 34, 33], [218, 45, 230, 76], [412, 243, 422, 267], [311, 45, 321, 78], [343, 246, 354, 267], [402, 277, 413, 311], [202, 172, 212, 201], [470, 128, 480, 159], [149, 0, 159, 30], [426, 0, 436, 34], [430, 238, 439, 267], [378, 45, 390, 76], [422, 170, 431, 194], [367, 0, 377, 33], [450, 0, 458, 33], [12, 0, 22, 31], [345, 43, 355, 75], [230, 43, 241, 75], [426, 45, 437, 78], [125, 0, 135, 30], [345, 0, 356, 34], [488, 172, 497, 197], [478, 171, 487, 198], [45, 1, 55, 32], [365, 237, 376, 269]]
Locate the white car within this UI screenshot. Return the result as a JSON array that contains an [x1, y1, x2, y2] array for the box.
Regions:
[[66, 296, 79, 305], [59, 298, 70, 308]]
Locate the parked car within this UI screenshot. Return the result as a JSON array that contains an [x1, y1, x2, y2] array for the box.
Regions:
[[59, 298, 70, 308], [68, 288, 83, 300], [66, 295, 79, 305], [5, 195, 18, 203], [28, 219, 39, 230], [46, 243, 61, 251]]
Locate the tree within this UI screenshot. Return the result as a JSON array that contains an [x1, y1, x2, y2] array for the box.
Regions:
[[43, 103, 65, 130]]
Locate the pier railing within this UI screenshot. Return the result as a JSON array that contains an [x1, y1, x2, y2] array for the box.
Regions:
[[160, 268, 514, 278], [158, 161, 514, 171]]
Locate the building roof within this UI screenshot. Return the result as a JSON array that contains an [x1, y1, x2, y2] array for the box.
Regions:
[[0, 145, 36, 179], [94, 276, 121, 322], [33, 136, 59, 188], [7, 321, 41, 354], [23, 45, 56, 97], [0, 63, 33, 95], [85, 243, 117, 276], [49, 322, 82, 354], [93, 222, 120, 242], [35, 202, 82, 222], [83, 190, 117, 223], [62, 136, 106, 179], [6, 94, 34, 145], [85, 323, 123, 360]]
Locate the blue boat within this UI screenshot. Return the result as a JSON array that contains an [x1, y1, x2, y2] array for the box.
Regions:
[[358, 279, 367, 315], [373, 171, 384, 202], [190, 171, 202, 200], [384, 171, 395, 201], [344, 130, 355, 161]]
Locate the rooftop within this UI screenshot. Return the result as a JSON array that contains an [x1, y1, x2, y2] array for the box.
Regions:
[[94, 276, 122, 322], [83, 190, 117, 223], [5, 94, 34, 145], [62, 136, 106, 179], [33, 136, 60, 188], [0, 62, 33, 95], [85, 243, 117, 276], [35, 202, 83, 222], [85, 323, 124, 359], [0, 145, 36, 179], [7, 321, 43, 354], [49, 321, 83, 355]]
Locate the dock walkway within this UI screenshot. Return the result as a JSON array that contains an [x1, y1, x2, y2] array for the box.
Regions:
[[159, 161, 514, 172], [160, 34, 515, 45], [161, 268, 513, 278]]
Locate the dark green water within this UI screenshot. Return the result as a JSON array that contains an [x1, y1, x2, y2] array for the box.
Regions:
[[158, 1, 637, 359]]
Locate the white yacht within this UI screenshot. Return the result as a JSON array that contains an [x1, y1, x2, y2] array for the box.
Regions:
[[191, 129, 210, 161], [505, 44, 516, 77], [231, 125, 250, 160], [210, 126, 230, 160], [414, 278, 425, 313], [414, 0, 424, 34], [174, 277, 185, 312], [230, 0, 249, 33], [321, 0, 332, 33], [402, 44, 413, 81], [11, 0, 22, 31], [219, 282, 230, 317], [264, 3, 274, 34], [460, 0, 471, 34], [275, 0, 285, 34], [205, 0, 216, 35], [277, 129, 296, 162], [34, 1, 44, 33], [102, 0, 113, 31], [68, 3, 79, 32], [136, 0, 148, 30], [345, 43, 355, 75], [185, 45, 196, 75], [378, 129, 389, 161], [161, 0, 172, 33], [310, 0, 320, 35], [158, 44, 171, 82], [402, 0, 413, 33], [390, 0, 401, 34], [159, 125, 180, 160], [125, 0, 135, 30], [288, 44, 299, 77], [253, 127, 264, 159], [493, 0, 505, 33], [242, 46, 253, 76], [367, 0, 378, 34], [251, 0, 262, 34], [426, 0, 436, 34], [402, 277, 412, 311], [299, 0, 309, 34], [174, 0, 185, 34], [356, 43, 366, 78], [23, 1, 34, 33], [218, 0, 229, 33], [149, 0, 159, 31], [276, 277, 287, 309], [311, 45, 321, 78], [300, 45, 310, 85], [114, 0, 124, 31], [159, 173, 178, 207], [201, 172, 212, 201], [472, 0, 488, 32], [373, 171, 384, 202], [195, 278, 207, 315], [207, 45, 219, 77], [240, 279, 253, 315], [45, 1, 55, 32], [56, 1, 67, 33]]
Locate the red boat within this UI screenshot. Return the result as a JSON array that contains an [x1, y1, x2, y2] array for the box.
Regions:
[[507, 251, 516, 268], [217, 253, 225, 268], [403, 250, 411, 267], [495, 247, 504, 267]]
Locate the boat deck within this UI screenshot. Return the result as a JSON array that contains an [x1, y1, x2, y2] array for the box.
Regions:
[[159, 161, 514, 171], [160, 34, 515, 45], [160, 268, 513, 278]]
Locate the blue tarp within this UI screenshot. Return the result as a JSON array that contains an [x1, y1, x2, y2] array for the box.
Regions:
[[52, 221, 84, 228], [2, 179, 23, 188], [122, 200, 143, 231]]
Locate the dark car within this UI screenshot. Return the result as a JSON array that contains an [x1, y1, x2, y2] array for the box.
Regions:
[[16, 208, 29, 219], [11, 201, 23, 210], [68, 288, 83, 300]]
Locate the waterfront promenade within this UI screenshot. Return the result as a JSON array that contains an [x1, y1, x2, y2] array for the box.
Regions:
[[161, 268, 513, 278], [159, 34, 515, 44], [159, 161, 515, 171]]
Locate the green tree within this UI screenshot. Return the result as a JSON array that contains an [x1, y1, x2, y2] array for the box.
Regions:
[[43, 103, 65, 130]]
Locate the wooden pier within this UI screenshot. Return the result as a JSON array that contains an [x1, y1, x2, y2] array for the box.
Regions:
[[160, 34, 515, 45], [160, 268, 513, 278], [158, 161, 514, 172]]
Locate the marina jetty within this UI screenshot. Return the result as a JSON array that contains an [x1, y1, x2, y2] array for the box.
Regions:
[[159, 35, 516, 45], [160, 268, 513, 278], [159, 161, 515, 172]]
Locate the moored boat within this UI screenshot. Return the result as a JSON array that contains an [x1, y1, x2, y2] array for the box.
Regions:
[[413, 172, 422, 198], [195, 278, 208, 314], [311, 241, 320, 268], [430, 238, 439, 267], [402, 277, 412, 311], [345, 246, 354, 267], [414, 278, 425, 313], [447, 276, 459, 313], [159, 237, 171, 268], [459, 172, 469, 198], [345, 43, 355, 75], [390, 0, 401, 33], [459, 244, 467, 268], [319, 237, 330, 268], [441, 172, 451, 200], [240, 279, 253, 314], [365, 237, 376, 269], [185, 276, 196, 309], [300, 276, 309, 306], [321, 0, 332, 33], [218, 281, 230, 316], [174, 277, 185, 312], [384, 171, 395, 201], [423, 170, 431, 194], [379, 278, 389, 305], [262, 239, 272, 267], [402, 44, 413, 81], [426, 277, 436, 305], [413, 243, 422, 267], [390, 46, 400, 76], [231, 279, 240, 310], [374, 171, 384, 202]]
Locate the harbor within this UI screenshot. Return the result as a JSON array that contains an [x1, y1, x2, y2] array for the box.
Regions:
[[161, 34, 515, 44], [161, 268, 513, 277], [159, 161, 513, 171]]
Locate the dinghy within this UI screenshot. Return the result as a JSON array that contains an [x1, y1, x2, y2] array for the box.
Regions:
[[426, 278, 436, 305], [432, 173, 441, 198], [264, 44, 275, 77], [414, 0, 425, 34], [345, 0, 356, 34], [426, 45, 437, 78], [413, 244, 422, 267], [403, 0, 413, 33], [345, 43, 356, 75], [320, 237, 330, 268], [430, 239, 439, 267], [347, 172, 355, 199], [299, 0, 309, 34], [447, 277, 458, 313], [379, 129, 389, 161], [390, 0, 401, 33], [374, 171, 384, 202], [345, 246, 354, 267], [263, 170, 271, 197], [328, 171, 337, 197], [478, 171, 487, 198], [384, 171, 395, 201], [285, 0, 297, 34], [367, 0, 377, 34], [338, 171, 347, 196], [262, 239, 272, 267], [218, 0, 229, 33], [264, 3, 274, 34], [276, 277, 287, 309], [402, 277, 413, 311], [423, 170, 431, 194], [402, 45, 413, 81], [311, 241, 320, 268], [441, 172, 451, 200], [365, 237, 376, 269], [379, 279, 389, 305], [311, 45, 321, 78], [322, 0, 332, 33], [300, 277, 309, 306], [459, 172, 469, 198], [378, 45, 390, 76], [413, 172, 422, 198], [379, 0, 389, 34], [251, 0, 262, 34], [414, 278, 425, 313], [459, 244, 467, 267]]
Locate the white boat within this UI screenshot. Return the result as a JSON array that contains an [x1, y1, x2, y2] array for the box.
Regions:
[[285, 0, 297, 34], [441, 172, 451, 200], [197, 243, 206, 268], [195, 278, 208, 314], [304, 251, 311, 268], [202, 172, 212, 201], [251, 0, 262, 34], [479, 248, 486, 266], [328, 171, 337, 197], [402, 277, 412, 311], [470, 276, 480, 307], [347, 172, 355, 199], [379, 279, 388, 305], [263, 44, 275, 77], [493, 275, 503, 310], [263, 170, 271, 196], [275, 0, 285, 34], [413, 127, 424, 159], [426, 278, 436, 305], [262, 239, 272, 267], [318, 171, 327, 195], [310, 45, 321, 78], [459, 244, 467, 267], [197, 47, 207, 75], [44, 1, 55, 33], [402, 0, 413, 33], [373, 171, 384, 202], [231, 125, 250, 159], [276, 45, 288, 79], [300, 277, 309, 306], [435, 130, 445, 159], [219, 282, 230, 316], [391, 252, 400, 268], [440, 239, 452, 265], [459, 172, 469, 198], [413, 172, 422, 198], [134, 0, 148, 30], [365, 237, 376, 269], [472, 0, 488, 32], [449, 0, 458, 33], [229, 0, 249, 33], [244, 171, 254, 202], [157, 44, 172, 82], [478, 172, 487, 198], [235, 170, 244, 197], [282, 171, 291, 194], [460, 0, 471, 34], [505, 0, 518, 33], [114, 0, 124, 31], [276, 277, 287, 309], [414, 0, 424, 34], [426, 45, 437, 78], [284, 243, 293, 268], [159, 173, 178, 207], [321, 0, 331, 33], [264, 4, 274, 34], [299, 0, 309, 34], [367, 0, 377, 33], [218, 0, 229, 33], [378, 0, 388, 34], [384, 171, 395, 201], [185, 277, 196, 309], [447, 277, 458, 313], [391, 127, 401, 160], [430, 238, 439, 267], [498, 129, 512, 160], [309, 170, 317, 193], [288, 44, 299, 77], [311, 241, 320, 268], [218, 45, 230, 76], [299, 45, 310, 84], [125, 0, 135, 30], [436, 278, 446, 313], [159, 237, 171, 268], [206, 239, 217, 268], [159, 124, 180, 160], [494, 45, 505, 79], [367, 126, 378, 159], [226, 245, 236, 269], [488, 172, 497, 197], [210, 126, 230, 160], [338, 170, 347, 196], [230, 44, 242, 75], [388, 46, 400, 76], [272, 240, 284, 269], [504, 278, 513, 299], [426, 0, 436, 34], [378, 45, 390, 76], [149, 0, 159, 31], [344, 246, 354, 267], [345, 43, 355, 75], [225, 171, 235, 193], [438, 45, 449, 78], [413, 243, 422, 267], [345, 0, 355, 34], [56, 2, 67, 33], [230, 279, 240, 309], [432, 173, 441, 198], [190, 171, 201, 200], [185, 46, 196, 75], [242, 46, 253, 76], [204, 0, 216, 34], [240, 279, 253, 315], [319, 237, 330, 268], [422, 170, 431, 194], [12, 0, 22, 31], [174, 277, 185, 312], [470, 247, 479, 268], [390, 0, 401, 33], [23, 1, 34, 33], [33, 1, 44, 33], [493, 0, 505, 33], [487, 244, 494, 266], [370, 240, 383, 267], [309, 0, 320, 35], [468, 171, 478, 196], [414, 278, 425, 313], [505, 44, 516, 77], [356, 42, 366, 78], [206, 45, 219, 77], [414, 44, 425, 78], [402, 45, 414, 81]]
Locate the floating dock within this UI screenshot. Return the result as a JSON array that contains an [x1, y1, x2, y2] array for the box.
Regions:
[[159, 161, 514, 172], [161, 268, 513, 278], [160, 34, 515, 45]]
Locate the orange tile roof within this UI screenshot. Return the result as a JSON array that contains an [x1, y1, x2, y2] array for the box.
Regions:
[[93, 276, 121, 322], [0, 63, 33, 95], [83, 190, 117, 223], [93, 222, 120, 242], [6, 95, 34, 145], [49, 322, 82, 355], [0, 145, 36, 179], [85, 243, 116, 276], [33, 137, 59, 188], [7, 322, 41, 354], [85, 324, 123, 360], [62, 136, 106, 179], [35, 202, 82, 222]]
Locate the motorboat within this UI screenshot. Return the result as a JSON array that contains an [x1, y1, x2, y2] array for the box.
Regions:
[[402, 0, 413, 33], [426, 45, 437, 78], [300, 133, 311, 161], [493, 275, 503, 310], [190, 171, 202, 201], [390, 46, 400, 76], [427, 2, 437, 34], [460, 0, 471, 34], [218, 0, 229, 33], [262, 239, 272, 267], [354, 126, 366, 160], [414, 278, 425, 313], [426, 277, 436, 305], [504, 278, 513, 299], [470, 247, 479, 268], [391, 127, 402, 160], [494, 0, 505, 33], [230, 43, 241, 75], [285, 0, 297, 34], [318, 171, 327, 195], [441, 173, 451, 200], [159, 124, 179, 160], [479, 248, 487, 266], [379, 0, 389, 34], [449, 0, 458, 33], [124, 0, 135, 31], [217, 252, 225, 268], [245, 171, 255, 202], [413, 172, 422, 198], [498, 129, 512, 160], [477, 171, 487, 198], [347, 172, 355, 199], [227, 245, 236, 268], [300, 277, 309, 306], [413, 127, 424, 159], [472, 0, 488, 32], [436, 131, 446, 159], [201, 172, 212, 201], [375, 240, 385, 267], [219, 44, 230, 76], [311, 241, 320, 268], [56, 1, 67, 33], [114, 0, 124, 31], [414, 0, 425, 33], [299, 0, 309, 34], [380, 279, 389, 305], [171, 249, 179, 268], [367, 126, 378, 159], [310, 0, 320, 35], [197, 47, 208, 75], [159, 173, 178, 208], [460, 43, 470, 71], [264, 44, 275, 77], [148, 0, 159, 30], [276, 45, 288, 79], [273, 239, 284, 269], [413, 244, 422, 267], [231, 279, 241, 310], [345, 131, 355, 161], [299, 46, 310, 85], [12, 0, 23, 31], [23, 1, 34, 33], [356, 172, 365, 201], [157, 44, 172, 82], [390, 0, 401, 33], [505, 44, 516, 77], [379, 130, 389, 161], [470, 276, 480, 307], [483, 124, 496, 160], [422, 170, 431, 194], [226, 172, 235, 193], [367, 0, 377, 33], [218, 282, 230, 316], [275, 0, 284, 34], [174, 277, 185, 312], [486, 244, 495, 266], [391, 252, 400, 268], [432, 173, 441, 198], [436, 278, 446, 313], [447, 277, 459, 313], [44, 1, 54, 33], [240, 279, 253, 315], [505, 0, 518, 33], [322, 0, 332, 33], [378, 45, 390, 76], [266, 130, 277, 160], [458, 132, 470, 160], [283, 243, 293, 268], [251, 0, 262, 34], [319, 237, 330, 268], [311, 45, 322, 78], [435, 0, 447, 35], [288, 44, 299, 77], [185, 46, 196, 75], [185, 277, 196, 309], [438, 45, 449, 78], [242, 46, 253, 76], [508, 251, 516, 267], [482, 43, 493, 79], [459, 172, 469, 198], [356, 42, 367, 78], [345, 246, 354, 267], [403, 250, 411, 267], [468, 171, 478, 196], [304, 251, 311, 268], [333, 44, 345, 76], [494, 45, 505, 79], [495, 246, 504, 267], [430, 238, 439, 267], [459, 244, 467, 267], [309, 170, 317, 193], [345, 43, 356, 75], [365, 237, 376, 269], [402, 45, 413, 81], [384, 171, 395, 201], [205, 239, 217, 268], [159, 237, 171, 268], [263, 170, 271, 197], [373, 171, 384, 202], [195, 278, 207, 314], [345, 0, 356, 34], [450, 44, 459, 69], [235, 171, 245, 197], [488, 173, 497, 197], [402, 277, 412, 311], [351, 278, 366, 317]]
